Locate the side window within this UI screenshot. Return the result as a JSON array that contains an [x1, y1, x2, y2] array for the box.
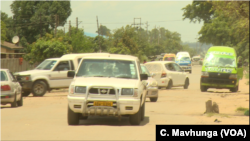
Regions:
[[7, 70, 15, 81], [173, 63, 182, 72], [70, 60, 75, 70], [54, 61, 70, 71], [145, 64, 161, 73], [165, 63, 175, 71]]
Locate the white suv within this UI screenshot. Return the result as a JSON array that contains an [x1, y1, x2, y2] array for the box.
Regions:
[[67, 54, 148, 125]]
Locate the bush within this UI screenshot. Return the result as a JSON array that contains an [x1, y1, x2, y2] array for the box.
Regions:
[[244, 109, 249, 116]]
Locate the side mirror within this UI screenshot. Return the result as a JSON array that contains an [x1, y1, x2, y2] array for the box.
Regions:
[[151, 73, 156, 77], [140, 74, 148, 81], [67, 71, 75, 77]]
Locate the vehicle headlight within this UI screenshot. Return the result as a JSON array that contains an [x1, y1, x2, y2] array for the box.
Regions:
[[20, 75, 30, 81], [149, 81, 157, 87], [229, 74, 237, 79], [75, 86, 86, 93], [201, 72, 209, 77], [121, 88, 133, 96], [69, 85, 74, 94]]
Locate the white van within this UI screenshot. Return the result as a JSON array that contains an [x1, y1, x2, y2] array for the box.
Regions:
[[14, 53, 109, 97], [175, 52, 192, 73]]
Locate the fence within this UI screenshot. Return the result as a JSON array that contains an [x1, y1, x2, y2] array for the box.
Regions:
[[1, 58, 39, 73]]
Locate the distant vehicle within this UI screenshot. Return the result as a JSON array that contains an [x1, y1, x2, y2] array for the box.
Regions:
[[140, 64, 158, 102], [14, 53, 109, 97], [175, 52, 192, 73], [163, 53, 176, 61], [144, 61, 189, 90], [1, 69, 23, 107], [192, 56, 202, 65], [67, 54, 148, 125], [200, 46, 243, 92]]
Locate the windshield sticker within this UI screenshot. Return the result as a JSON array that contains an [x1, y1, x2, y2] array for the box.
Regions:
[[208, 51, 233, 56], [205, 67, 233, 73]]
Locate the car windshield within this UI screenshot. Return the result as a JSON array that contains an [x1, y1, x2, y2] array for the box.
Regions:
[[141, 65, 151, 77], [1, 71, 8, 81], [176, 56, 190, 61], [193, 58, 200, 61], [164, 57, 175, 61], [35, 60, 57, 70], [76, 59, 138, 79], [204, 54, 236, 67]]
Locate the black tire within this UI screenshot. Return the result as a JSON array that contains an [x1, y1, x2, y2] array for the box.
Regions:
[[17, 94, 23, 106], [230, 85, 238, 92], [200, 85, 208, 92], [22, 90, 31, 97], [141, 101, 145, 121], [129, 103, 142, 125], [68, 106, 80, 125], [150, 97, 158, 102], [166, 80, 172, 89], [184, 78, 189, 89], [11, 94, 18, 108], [80, 115, 88, 120], [189, 70, 192, 74], [32, 81, 47, 97]]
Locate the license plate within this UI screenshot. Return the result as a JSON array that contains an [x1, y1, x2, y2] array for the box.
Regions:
[[93, 101, 113, 106]]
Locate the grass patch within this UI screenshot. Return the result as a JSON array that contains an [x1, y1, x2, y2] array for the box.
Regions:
[[205, 113, 230, 118], [236, 107, 249, 112]]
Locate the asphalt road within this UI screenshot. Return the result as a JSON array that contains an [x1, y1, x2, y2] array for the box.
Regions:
[[1, 65, 249, 140]]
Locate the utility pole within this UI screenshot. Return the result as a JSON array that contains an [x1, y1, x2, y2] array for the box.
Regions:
[[100, 23, 102, 36], [40, 13, 42, 37], [158, 26, 160, 45], [69, 20, 71, 36], [132, 18, 143, 29], [96, 16, 101, 52], [54, 14, 57, 37], [145, 21, 149, 33], [76, 17, 78, 31]]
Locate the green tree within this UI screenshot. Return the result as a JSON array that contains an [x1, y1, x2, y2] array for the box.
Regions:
[[10, 0, 72, 44], [1, 21, 7, 43], [96, 25, 111, 36], [1, 11, 16, 43]]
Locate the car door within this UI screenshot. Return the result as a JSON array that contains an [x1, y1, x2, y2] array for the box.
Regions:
[[145, 63, 162, 86], [164, 63, 179, 85], [49, 60, 73, 88], [136, 61, 146, 103], [172, 63, 186, 85]]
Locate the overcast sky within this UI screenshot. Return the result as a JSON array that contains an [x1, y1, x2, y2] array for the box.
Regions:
[[1, 0, 204, 43]]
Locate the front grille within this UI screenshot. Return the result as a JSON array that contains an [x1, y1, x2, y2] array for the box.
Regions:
[[209, 72, 230, 79], [201, 78, 236, 85], [88, 87, 117, 95]]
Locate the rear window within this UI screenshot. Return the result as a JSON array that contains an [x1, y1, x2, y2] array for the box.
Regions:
[[145, 64, 162, 72], [1, 71, 8, 81]]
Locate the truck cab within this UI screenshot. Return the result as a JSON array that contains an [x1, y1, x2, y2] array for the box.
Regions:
[[14, 53, 109, 97]]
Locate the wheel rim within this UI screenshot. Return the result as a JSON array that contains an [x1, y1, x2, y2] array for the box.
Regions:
[[34, 84, 44, 95]]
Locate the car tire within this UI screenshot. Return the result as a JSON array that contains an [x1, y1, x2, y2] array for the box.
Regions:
[[129, 103, 142, 125], [80, 115, 88, 120], [17, 94, 23, 106], [184, 78, 189, 89], [200, 85, 208, 92], [32, 81, 47, 97], [230, 85, 238, 92], [68, 105, 80, 125], [189, 70, 192, 74], [150, 97, 158, 102], [11, 94, 18, 108], [141, 101, 145, 121], [166, 80, 172, 89], [22, 90, 31, 97]]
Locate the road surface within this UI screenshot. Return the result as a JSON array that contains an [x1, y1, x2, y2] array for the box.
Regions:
[[1, 66, 249, 140]]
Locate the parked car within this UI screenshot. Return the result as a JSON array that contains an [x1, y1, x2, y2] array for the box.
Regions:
[[1, 69, 23, 107], [14, 53, 109, 97], [66, 54, 148, 125], [144, 61, 189, 89], [140, 64, 158, 102], [175, 52, 192, 73]]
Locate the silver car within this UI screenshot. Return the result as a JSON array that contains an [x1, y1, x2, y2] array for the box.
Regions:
[[1, 69, 23, 107], [141, 64, 158, 102]]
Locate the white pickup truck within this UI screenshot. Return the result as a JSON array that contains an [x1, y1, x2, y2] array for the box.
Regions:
[[67, 54, 148, 125], [14, 53, 109, 97]]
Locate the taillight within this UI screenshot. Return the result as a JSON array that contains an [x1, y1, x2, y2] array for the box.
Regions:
[[1, 85, 11, 91], [161, 72, 167, 77]]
